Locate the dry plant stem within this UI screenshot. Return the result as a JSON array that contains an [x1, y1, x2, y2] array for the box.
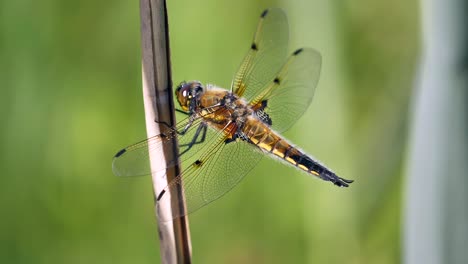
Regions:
[[140, 0, 192, 263]]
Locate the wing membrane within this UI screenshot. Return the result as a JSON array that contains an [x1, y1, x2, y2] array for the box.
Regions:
[[249, 48, 322, 132], [232, 8, 289, 100], [112, 108, 219, 177], [231, 8, 321, 133], [157, 123, 263, 221], [113, 9, 324, 221], [113, 111, 264, 221]]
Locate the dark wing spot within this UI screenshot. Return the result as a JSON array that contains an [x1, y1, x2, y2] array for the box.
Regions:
[[194, 160, 203, 166], [225, 138, 235, 144], [261, 9, 269, 18], [293, 48, 303, 55], [251, 43, 258, 51], [156, 190, 166, 201], [273, 77, 280, 84], [114, 148, 126, 158]]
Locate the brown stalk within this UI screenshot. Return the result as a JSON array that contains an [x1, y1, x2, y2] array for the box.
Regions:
[[139, 0, 192, 263]]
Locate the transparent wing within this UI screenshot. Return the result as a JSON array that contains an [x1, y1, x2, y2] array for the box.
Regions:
[[157, 123, 263, 221], [112, 110, 264, 221], [112, 107, 220, 177], [249, 48, 322, 132], [232, 8, 289, 100]]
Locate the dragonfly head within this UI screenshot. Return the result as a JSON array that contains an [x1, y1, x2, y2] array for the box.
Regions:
[[175, 81, 204, 112]]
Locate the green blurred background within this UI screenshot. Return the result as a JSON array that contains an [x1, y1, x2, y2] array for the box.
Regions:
[[0, 0, 419, 263]]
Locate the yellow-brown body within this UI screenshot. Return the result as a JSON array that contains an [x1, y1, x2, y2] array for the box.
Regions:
[[175, 82, 351, 186], [199, 88, 325, 177]]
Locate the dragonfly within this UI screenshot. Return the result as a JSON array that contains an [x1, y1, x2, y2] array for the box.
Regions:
[[112, 8, 353, 221]]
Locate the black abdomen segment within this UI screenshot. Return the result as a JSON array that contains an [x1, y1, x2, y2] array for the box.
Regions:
[[243, 119, 354, 187], [275, 141, 354, 187]]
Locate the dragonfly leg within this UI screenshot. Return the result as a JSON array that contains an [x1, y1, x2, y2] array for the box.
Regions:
[[178, 123, 208, 156], [176, 109, 190, 115], [154, 109, 190, 129]]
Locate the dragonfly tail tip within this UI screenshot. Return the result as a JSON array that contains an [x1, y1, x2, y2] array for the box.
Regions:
[[333, 177, 354, 188]]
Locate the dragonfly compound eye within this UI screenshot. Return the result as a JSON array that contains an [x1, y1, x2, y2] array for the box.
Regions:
[[175, 82, 193, 111]]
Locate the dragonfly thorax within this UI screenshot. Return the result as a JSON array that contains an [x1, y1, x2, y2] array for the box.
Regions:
[[223, 92, 253, 128]]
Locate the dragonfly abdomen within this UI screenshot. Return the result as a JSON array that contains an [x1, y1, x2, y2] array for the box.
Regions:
[[243, 118, 320, 174], [272, 139, 326, 177], [242, 117, 352, 187]]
